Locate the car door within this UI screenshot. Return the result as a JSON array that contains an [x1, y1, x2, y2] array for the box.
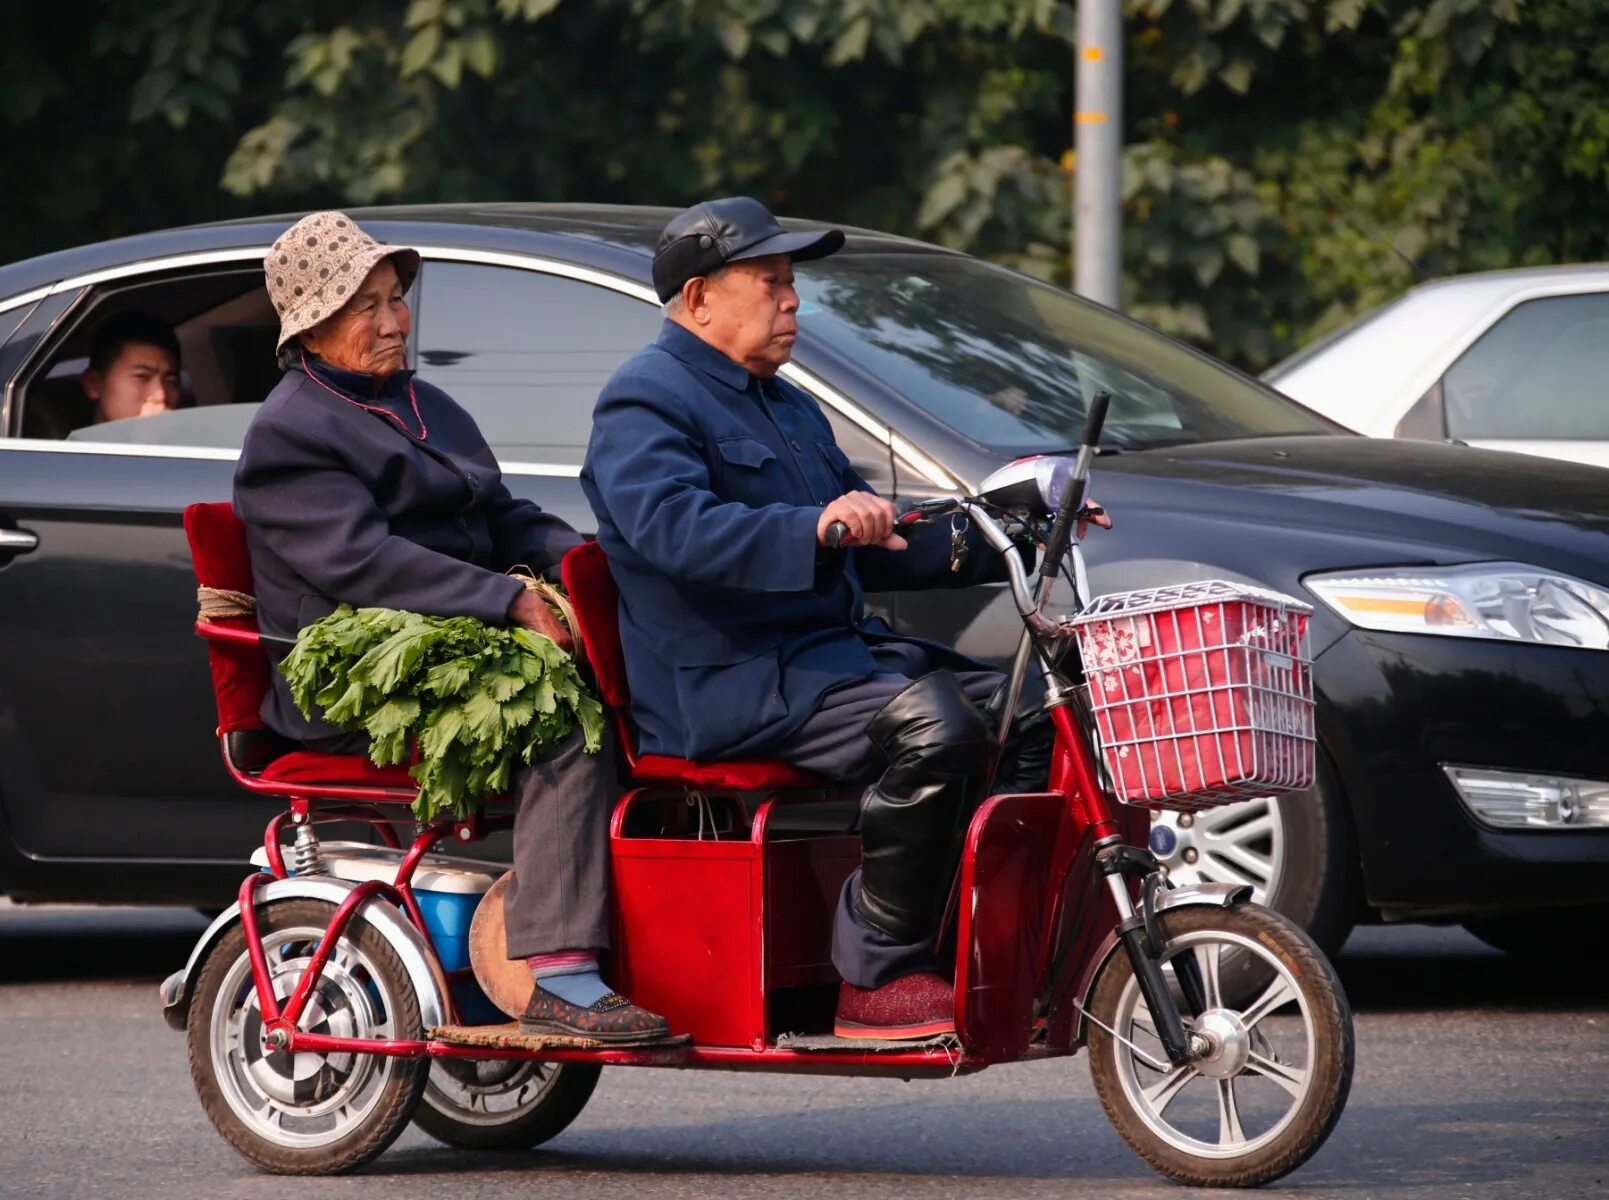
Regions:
[[408, 255, 663, 529], [1439, 291, 1609, 468], [0, 253, 293, 904]]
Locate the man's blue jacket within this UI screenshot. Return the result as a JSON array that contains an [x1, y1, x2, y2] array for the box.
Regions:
[[581, 321, 1012, 762]]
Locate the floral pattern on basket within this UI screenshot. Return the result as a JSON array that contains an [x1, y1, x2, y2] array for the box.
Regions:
[[1071, 581, 1316, 812]]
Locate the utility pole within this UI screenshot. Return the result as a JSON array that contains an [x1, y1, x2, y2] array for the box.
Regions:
[[1074, 0, 1122, 310]]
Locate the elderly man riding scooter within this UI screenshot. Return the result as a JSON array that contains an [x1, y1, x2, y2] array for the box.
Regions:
[[582, 197, 1111, 1040]]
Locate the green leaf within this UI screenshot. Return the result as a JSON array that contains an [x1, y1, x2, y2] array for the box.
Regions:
[[430, 40, 464, 87], [917, 169, 969, 229], [1226, 233, 1260, 274], [1218, 58, 1254, 94], [401, 24, 442, 76], [716, 18, 751, 59], [827, 16, 870, 66], [406, 0, 444, 30], [462, 28, 498, 77]]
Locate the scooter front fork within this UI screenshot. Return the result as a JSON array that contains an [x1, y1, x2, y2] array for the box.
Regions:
[[1097, 841, 1210, 1068]]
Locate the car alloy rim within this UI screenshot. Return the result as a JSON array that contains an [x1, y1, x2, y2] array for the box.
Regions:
[[423, 1059, 564, 1127], [1149, 797, 1283, 901], [210, 924, 402, 1148], [1111, 928, 1316, 1159]]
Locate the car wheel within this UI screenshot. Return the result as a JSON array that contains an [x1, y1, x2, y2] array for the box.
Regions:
[[1461, 908, 1609, 958], [1148, 753, 1356, 1000]]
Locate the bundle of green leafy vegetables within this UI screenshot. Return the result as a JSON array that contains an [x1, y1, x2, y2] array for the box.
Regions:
[[280, 605, 604, 822]]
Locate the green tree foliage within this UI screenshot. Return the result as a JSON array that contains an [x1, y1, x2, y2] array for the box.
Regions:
[[3, 0, 1606, 368]]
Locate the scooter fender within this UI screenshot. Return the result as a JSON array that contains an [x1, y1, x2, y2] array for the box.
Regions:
[[159, 875, 452, 1033], [1068, 881, 1253, 1046]]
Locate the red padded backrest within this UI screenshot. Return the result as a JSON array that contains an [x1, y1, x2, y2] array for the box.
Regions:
[[560, 541, 630, 710], [184, 502, 270, 732]]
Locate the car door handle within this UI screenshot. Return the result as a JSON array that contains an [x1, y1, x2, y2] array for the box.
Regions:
[[0, 528, 39, 553]]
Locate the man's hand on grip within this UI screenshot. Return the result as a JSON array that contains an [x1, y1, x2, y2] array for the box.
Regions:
[[816, 492, 907, 550]]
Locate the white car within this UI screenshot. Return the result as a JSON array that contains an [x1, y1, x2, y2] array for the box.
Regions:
[[1266, 264, 1609, 469]]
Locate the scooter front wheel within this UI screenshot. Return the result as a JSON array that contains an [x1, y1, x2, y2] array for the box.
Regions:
[[185, 899, 428, 1175], [1086, 903, 1353, 1187]]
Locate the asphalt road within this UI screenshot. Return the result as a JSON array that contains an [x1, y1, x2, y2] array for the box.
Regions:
[[0, 904, 1604, 1200]]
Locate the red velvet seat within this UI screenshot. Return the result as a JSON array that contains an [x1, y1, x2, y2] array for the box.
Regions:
[[184, 501, 420, 801], [258, 751, 418, 789], [560, 541, 820, 790]]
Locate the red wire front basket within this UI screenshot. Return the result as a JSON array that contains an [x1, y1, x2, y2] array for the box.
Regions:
[[1070, 581, 1316, 813]]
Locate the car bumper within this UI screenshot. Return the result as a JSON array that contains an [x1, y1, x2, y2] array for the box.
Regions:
[[1316, 630, 1609, 920]]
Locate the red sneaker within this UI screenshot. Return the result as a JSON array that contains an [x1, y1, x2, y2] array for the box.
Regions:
[[833, 971, 956, 1040]]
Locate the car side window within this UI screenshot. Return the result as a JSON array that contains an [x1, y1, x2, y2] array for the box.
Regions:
[[1444, 293, 1609, 440], [414, 262, 662, 465], [9, 266, 280, 450]]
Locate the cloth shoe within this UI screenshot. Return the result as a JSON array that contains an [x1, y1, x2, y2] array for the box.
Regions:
[[833, 971, 956, 1040], [519, 985, 673, 1045]]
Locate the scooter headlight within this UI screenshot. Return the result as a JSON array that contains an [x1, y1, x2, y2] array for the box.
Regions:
[[1305, 563, 1609, 650]]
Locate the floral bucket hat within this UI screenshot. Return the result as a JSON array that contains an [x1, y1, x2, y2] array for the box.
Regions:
[[264, 210, 421, 351]]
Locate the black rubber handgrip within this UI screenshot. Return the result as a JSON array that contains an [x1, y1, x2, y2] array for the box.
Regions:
[[1081, 388, 1112, 450], [825, 520, 850, 549], [1039, 389, 1111, 578]]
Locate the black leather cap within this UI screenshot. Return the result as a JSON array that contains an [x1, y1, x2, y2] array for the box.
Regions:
[[652, 196, 845, 302]]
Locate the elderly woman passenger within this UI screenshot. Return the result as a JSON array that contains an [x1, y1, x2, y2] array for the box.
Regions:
[[234, 211, 670, 1045]]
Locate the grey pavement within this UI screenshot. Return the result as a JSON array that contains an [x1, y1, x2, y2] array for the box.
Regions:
[[0, 903, 1605, 1200]]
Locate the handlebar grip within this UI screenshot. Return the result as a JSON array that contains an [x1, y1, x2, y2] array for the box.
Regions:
[[824, 520, 850, 549], [1081, 389, 1111, 450]]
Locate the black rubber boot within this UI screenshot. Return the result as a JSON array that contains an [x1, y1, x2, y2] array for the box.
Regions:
[[985, 682, 1056, 796], [853, 671, 996, 944]]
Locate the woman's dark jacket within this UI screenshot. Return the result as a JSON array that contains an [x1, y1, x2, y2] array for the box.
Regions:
[[233, 357, 581, 744]]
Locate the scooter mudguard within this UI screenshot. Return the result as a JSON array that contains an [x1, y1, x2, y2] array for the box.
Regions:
[[1064, 882, 1254, 1047], [158, 875, 451, 1032]]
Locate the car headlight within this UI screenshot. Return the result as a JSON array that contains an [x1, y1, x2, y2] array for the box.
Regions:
[[1305, 563, 1609, 650]]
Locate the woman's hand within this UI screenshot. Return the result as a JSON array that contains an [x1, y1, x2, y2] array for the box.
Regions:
[[509, 588, 574, 652]]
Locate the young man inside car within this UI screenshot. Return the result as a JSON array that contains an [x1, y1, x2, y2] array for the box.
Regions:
[[78, 310, 182, 425]]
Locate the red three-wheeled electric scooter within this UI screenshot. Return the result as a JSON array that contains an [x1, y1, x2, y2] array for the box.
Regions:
[[162, 395, 1352, 1186]]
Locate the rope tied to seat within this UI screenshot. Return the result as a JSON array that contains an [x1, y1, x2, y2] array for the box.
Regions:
[[197, 586, 257, 620]]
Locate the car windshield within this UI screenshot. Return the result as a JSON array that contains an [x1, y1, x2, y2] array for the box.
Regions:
[[795, 252, 1337, 454]]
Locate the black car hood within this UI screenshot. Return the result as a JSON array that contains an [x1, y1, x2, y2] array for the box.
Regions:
[[1101, 436, 1609, 584]]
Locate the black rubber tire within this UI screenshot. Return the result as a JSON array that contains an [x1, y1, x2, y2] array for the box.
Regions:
[[186, 899, 429, 1175], [412, 1060, 601, 1150], [1212, 752, 1359, 1006], [1087, 904, 1354, 1188], [1462, 907, 1609, 958]]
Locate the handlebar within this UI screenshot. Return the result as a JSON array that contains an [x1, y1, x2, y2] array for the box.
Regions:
[[1039, 389, 1110, 580]]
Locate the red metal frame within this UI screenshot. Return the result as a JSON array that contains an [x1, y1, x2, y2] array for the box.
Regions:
[[193, 522, 1139, 1077], [237, 709, 1134, 1074]]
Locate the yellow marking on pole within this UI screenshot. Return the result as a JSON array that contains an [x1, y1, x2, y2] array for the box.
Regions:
[[1083, 45, 1104, 61], [1075, 112, 1109, 125]]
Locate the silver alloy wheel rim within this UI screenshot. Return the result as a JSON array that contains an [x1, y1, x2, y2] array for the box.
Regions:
[[422, 1059, 563, 1127], [1149, 798, 1284, 900], [209, 923, 401, 1149], [1111, 928, 1316, 1160]]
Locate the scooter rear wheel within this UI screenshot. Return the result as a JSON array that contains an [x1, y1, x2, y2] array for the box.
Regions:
[[413, 1059, 601, 1150], [1086, 903, 1353, 1187], [186, 899, 428, 1175]]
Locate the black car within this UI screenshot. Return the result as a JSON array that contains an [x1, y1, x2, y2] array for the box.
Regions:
[[1, 205, 1605, 962]]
